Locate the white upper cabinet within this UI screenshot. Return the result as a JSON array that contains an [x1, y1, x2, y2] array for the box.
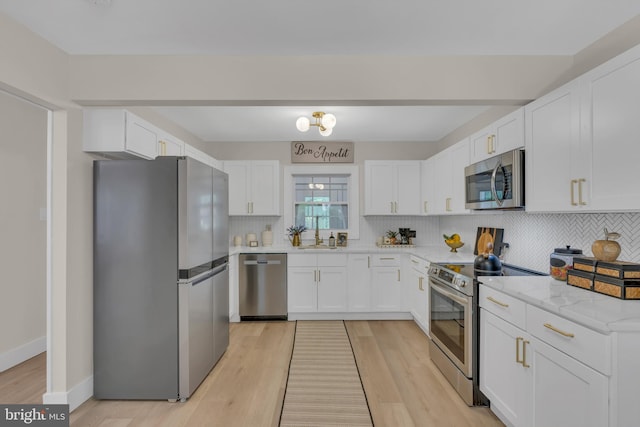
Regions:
[[526, 43, 640, 212], [83, 109, 158, 159], [184, 144, 223, 170], [224, 160, 280, 216], [430, 139, 470, 215], [364, 160, 421, 215], [470, 108, 524, 163], [525, 80, 583, 212], [420, 159, 436, 215], [157, 132, 184, 156], [584, 46, 640, 211]]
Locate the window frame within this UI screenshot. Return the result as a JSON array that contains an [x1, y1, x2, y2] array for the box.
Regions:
[[284, 165, 360, 240]]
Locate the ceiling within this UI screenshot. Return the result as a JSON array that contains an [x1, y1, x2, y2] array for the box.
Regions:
[[2, 0, 639, 143]]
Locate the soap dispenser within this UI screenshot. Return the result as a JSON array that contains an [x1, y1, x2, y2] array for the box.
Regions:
[[329, 232, 336, 247]]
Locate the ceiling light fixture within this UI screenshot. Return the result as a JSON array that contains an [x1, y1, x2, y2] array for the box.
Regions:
[[296, 111, 337, 137]]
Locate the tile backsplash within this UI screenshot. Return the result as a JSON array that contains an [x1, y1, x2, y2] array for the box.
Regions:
[[439, 211, 640, 272], [231, 211, 640, 273]]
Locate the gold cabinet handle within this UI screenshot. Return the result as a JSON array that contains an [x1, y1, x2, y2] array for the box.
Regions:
[[570, 179, 578, 206], [487, 296, 509, 308], [418, 276, 424, 291], [522, 340, 530, 368], [390, 201, 394, 213], [491, 135, 496, 153], [487, 136, 491, 154], [516, 336, 523, 365], [446, 197, 452, 212], [578, 178, 586, 206], [543, 323, 575, 338], [380, 257, 395, 260], [394, 201, 398, 213], [423, 201, 428, 213]]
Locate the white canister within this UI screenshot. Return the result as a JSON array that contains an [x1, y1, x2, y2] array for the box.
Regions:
[[262, 230, 273, 246], [233, 235, 242, 246]]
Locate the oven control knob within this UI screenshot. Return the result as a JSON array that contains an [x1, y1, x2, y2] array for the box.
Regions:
[[459, 279, 467, 287]]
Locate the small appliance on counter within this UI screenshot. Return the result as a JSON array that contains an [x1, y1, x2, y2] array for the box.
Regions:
[[550, 246, 584, 281]]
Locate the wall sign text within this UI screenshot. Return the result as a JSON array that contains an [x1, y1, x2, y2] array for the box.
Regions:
[[291, 141, 354, 163]]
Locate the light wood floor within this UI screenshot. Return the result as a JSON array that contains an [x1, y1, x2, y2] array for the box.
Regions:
[[0, 352, 46, 404], [3, 321, 504, 427]]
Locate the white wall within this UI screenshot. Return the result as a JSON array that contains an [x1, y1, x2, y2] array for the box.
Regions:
[[0, 91, 47, 370]]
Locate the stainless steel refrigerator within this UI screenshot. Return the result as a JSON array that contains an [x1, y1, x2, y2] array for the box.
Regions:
[[93, 156, 229, 401]]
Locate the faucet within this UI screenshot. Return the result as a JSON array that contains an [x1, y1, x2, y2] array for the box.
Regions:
[[315, 216, 323, 246]]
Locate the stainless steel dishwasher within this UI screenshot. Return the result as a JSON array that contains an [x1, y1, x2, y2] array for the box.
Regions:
[[239, 253, 287, 320]]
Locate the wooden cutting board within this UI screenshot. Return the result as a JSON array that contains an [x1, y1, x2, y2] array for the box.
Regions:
[[474, 227, 504, 255]]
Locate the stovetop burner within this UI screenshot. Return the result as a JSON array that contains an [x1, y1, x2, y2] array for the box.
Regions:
[[428, 262, 547, 297]]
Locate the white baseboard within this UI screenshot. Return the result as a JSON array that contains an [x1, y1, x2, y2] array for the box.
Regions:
[[288, 312, 413, 321], [43, 375, 93, 412], [0, 336, 46, 372]]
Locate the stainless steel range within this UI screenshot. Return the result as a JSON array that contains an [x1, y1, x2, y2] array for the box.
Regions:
[[427, 262, 545, 406]]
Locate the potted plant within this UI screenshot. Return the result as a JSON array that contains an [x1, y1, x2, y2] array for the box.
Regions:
[[287, 225, 307, 246], [386, 230, 398, 245]]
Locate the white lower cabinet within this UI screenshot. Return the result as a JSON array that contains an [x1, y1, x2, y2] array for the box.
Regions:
[[480, 309, 529, 427], [347, 253, 372, 312], [528, 336, 608, 427], [370, 255, 403, 311], [287, 253, 347, 313], [408, 255, 429, 333], [480, 285, 609, 427]]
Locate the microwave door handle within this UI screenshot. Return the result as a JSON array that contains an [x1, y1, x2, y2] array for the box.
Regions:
[[490, 161, 504, 207]]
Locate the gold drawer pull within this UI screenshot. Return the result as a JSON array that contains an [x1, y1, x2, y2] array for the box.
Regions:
[[516, 337, 523, 365], [522, 340, 530, 368], [543, 323, 575, 338], [487, 296, 509, 308]]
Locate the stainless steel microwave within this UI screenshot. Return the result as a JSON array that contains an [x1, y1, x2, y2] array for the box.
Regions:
[[464, 149, 524, 210]]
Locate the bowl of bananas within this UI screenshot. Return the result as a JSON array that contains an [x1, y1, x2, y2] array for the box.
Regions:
[[443, 233, 464, 252]]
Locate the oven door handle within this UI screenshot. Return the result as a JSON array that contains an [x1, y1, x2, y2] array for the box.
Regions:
[[429, 279, 469, 306], [490, 160, 504, 207]]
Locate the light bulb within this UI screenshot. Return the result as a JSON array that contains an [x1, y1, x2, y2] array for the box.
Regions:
[[321, 113, 337, 129], [319, 127, 333, 137], [296, 116, 310, 132]]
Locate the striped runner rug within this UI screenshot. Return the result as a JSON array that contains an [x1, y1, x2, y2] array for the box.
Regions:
[[280, 321, 373, 427]]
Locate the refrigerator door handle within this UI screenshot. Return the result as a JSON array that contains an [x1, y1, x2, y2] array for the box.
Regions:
[[189, 263, 228, 286]]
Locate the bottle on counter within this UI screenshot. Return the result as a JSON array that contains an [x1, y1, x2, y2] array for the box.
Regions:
[[329, 232, 336, 247]]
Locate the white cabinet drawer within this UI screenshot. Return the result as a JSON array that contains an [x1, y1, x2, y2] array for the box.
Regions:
[[317, 253, 347, 267], [371, 254, 401, 267], [526, 305, 611, 375], [287, 254, 317, 267], [409, 255, 429, 272], [288, 253, 347, 267], [479, 286, 526, 329]]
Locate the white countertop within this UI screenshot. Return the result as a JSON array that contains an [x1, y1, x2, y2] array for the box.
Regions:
[[479, 275, 640, 334], [229, 243, 640, 333], [230, 243, 477, 262]]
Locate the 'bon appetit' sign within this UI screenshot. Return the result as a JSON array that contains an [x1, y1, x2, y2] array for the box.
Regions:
[[291, 141, 354, 163]]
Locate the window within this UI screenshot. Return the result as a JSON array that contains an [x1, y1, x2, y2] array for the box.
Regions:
[[284, 165, 359, 240], [294, 175, 348, 231]]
